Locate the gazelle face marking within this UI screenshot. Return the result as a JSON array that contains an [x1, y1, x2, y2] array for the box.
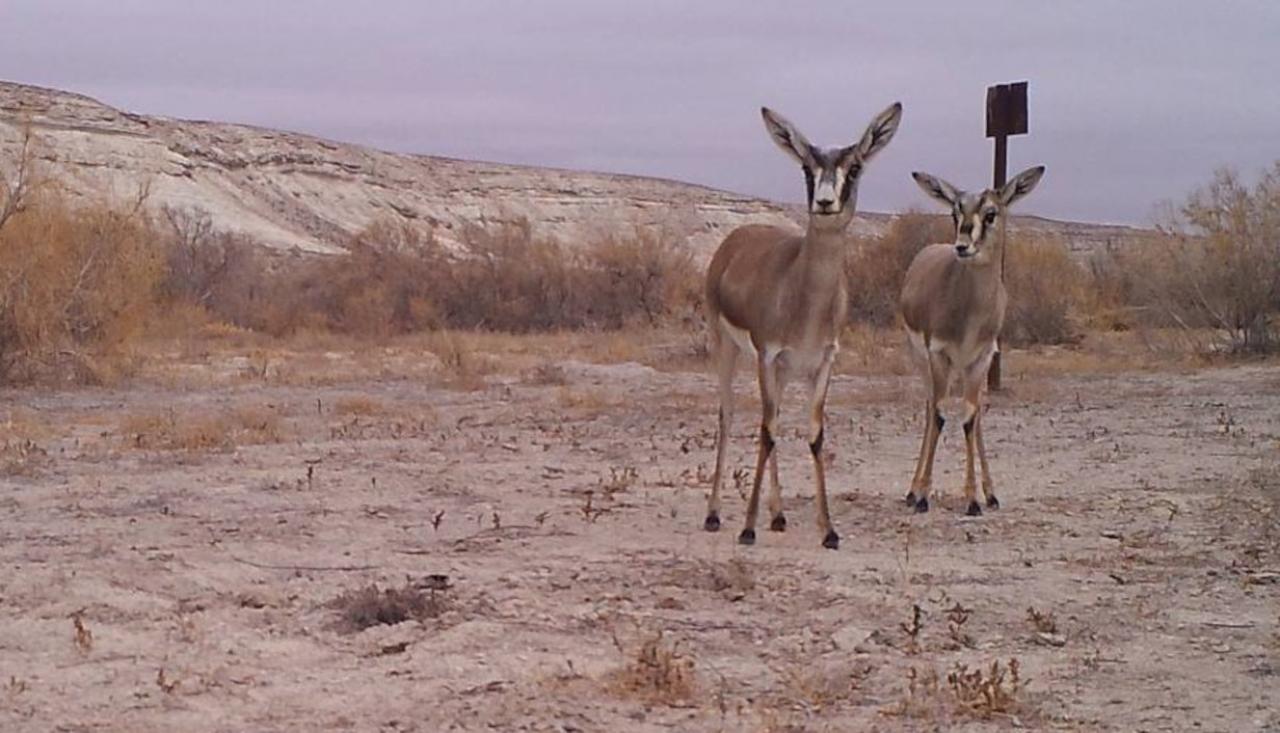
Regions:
[[950, 192, 1002, 261], [912, 166, 1045, 263], [804, 148, 864, 226], [761, 103, 903, 232]]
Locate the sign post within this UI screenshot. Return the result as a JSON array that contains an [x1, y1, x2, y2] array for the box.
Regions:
[[984, 81, 1028, 391]]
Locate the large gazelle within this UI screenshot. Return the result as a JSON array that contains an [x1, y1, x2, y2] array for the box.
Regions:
[[704, 103, 903, 549], [899, 165, 1045, 515]]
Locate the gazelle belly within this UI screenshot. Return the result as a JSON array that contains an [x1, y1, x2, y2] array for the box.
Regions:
[[718, 316, 757, 357]]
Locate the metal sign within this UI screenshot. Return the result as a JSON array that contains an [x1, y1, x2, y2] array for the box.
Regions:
[[986, 82, 1028, 139], [985, 81, 1029, 391]]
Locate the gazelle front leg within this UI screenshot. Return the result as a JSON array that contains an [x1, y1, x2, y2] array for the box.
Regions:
[[807, 347, 839, 549], [739, 349, 782, 546], [975, 408, 998, 509], [766, 452, 785, 531], [961, 349, 998, 515], [705, 338, 739, 532], [907, 351, 949, 513]]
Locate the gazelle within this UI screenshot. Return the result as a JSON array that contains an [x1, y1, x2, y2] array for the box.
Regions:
[[899, 165, 1045, 515], [704, 102, 903, 549]]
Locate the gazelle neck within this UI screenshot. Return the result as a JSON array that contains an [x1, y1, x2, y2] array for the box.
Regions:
[[802, 222, 851, 279]]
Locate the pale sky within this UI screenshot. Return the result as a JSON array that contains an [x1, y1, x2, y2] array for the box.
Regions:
[[4, 1, 1278, 224]]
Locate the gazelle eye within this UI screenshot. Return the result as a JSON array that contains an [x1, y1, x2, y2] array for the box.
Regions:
[[983, 211, 997, 225]]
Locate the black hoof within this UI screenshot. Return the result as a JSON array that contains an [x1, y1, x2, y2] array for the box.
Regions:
[[704, 513, 721, 532], [738, 528, 756, 546], [904, 491, 917, 507], [986, 495, 1000, 510], [822, 530, 840, 550], [769, 514, 787, 532], [966, 501, 983, 517], [914, 497, 930, 514]]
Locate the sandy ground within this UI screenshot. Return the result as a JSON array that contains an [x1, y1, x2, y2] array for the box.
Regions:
[[2, 358, 1278, 732]]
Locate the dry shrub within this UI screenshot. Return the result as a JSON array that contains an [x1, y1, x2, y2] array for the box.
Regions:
[[846, 211, 949, 326], [1097, 165, 1280, 354], [437, 222, 699, 332], [0, 190, 165, 382], [192, 218, 701, 338], [329, 582, 448, 634], [606, 631, 696, 704], [1002, 233, 1089, 346], [159, 206, 266, 325]]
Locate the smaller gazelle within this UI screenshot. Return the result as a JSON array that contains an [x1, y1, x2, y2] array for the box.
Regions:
[[899, 165, 1045, 515], [704, 102, 903, 549]]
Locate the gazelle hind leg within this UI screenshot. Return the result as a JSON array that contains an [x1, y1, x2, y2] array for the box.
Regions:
[[739, 349, 782, 546], [975, 407, 998, 508], [705, 336, 739, 532], [807, 349, 839, 549]]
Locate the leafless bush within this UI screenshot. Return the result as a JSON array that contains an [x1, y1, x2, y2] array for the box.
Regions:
[[1115, 165, 1280, 353], [0, 189, 165, 382], [159, 206, 264, 319]]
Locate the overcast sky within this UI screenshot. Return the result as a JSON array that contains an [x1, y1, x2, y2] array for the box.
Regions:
[[4, 1, 1278, 224]]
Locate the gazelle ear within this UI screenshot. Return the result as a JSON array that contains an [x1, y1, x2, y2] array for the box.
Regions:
[[761, 107, 816, 167], [854, 102, 903, 161], [998, 165, 1045, 207], [911, 171, 960, 207]]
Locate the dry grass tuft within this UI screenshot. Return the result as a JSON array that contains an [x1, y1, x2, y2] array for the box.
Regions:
[[885, 658, 1030, 722], [1, 409, 53, 476], [946, 658, 1028, 718], [524, 361, 569, 386], [1026, 606, 1059, 634], [329, 582, 449, 634], [606, 630, 696, 704], [333, 396, 388, 417], [120, 405, 286, 451]]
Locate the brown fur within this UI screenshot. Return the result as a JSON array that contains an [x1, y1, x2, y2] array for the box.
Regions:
[[706, 226, 848, 353], [900, 243, 1006, 348], [702, 102, 903, 549], [899, 166, 1044, 515]]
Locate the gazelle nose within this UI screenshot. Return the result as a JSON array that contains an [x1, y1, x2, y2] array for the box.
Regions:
[[815, 198, 836, 212], [955, 243, 972, 256]]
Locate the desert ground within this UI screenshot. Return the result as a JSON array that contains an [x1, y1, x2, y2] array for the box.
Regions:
[[1, 337, 1278, 732]]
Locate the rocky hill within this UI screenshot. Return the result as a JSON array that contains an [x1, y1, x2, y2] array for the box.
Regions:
[[0, 81, 1148, 260]]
